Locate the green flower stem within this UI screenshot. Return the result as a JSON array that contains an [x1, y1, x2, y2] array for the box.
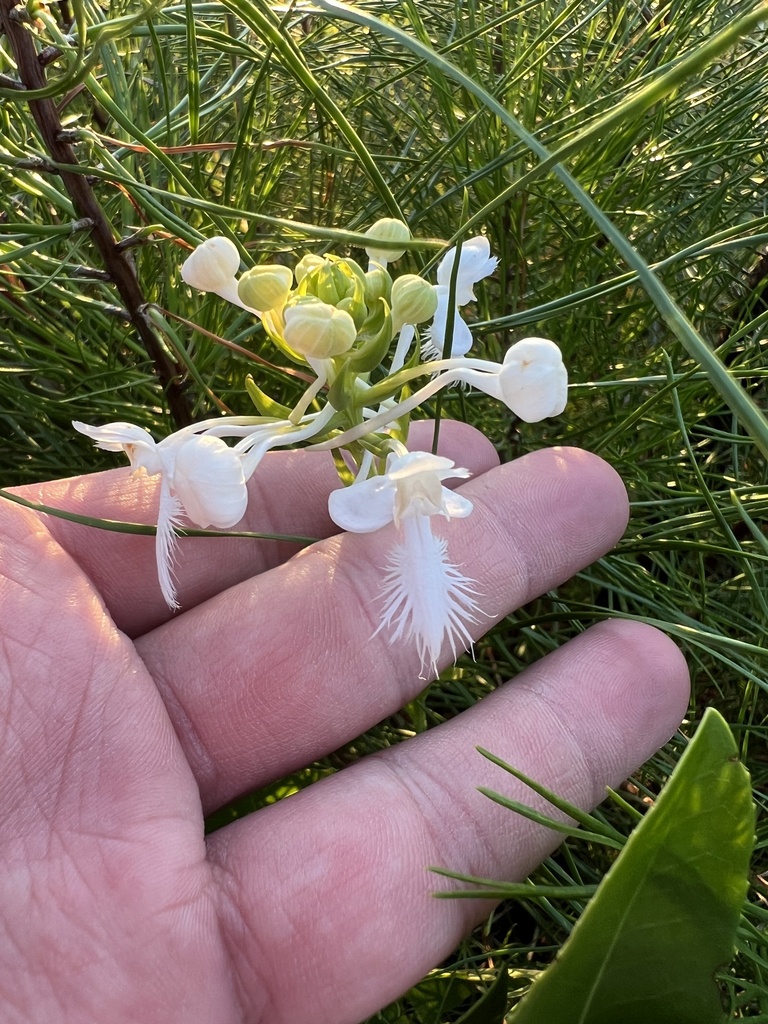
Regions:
[[309, 368, 467, 450], [0, 488, 317, 544]]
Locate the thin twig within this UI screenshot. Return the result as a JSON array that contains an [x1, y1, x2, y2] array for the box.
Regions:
[[0, 0, 194, 427]]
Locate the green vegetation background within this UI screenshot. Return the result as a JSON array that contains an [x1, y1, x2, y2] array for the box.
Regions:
[[1, 0, 766, 1018]]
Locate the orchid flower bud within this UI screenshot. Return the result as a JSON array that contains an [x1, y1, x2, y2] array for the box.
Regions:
[[364, 265, 392, 306], [283, 297, 357, 359], [436, 235, 498, 306], [237, 264, 293, 312], [364, 218, 411, 268], [307, 259, 358, 307], [295, 253, 325, 284], [180, 237, 252, 310], [391, 274, 437, 333]]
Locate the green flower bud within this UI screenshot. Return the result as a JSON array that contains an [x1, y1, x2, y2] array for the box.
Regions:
[[390, 274, 437, 333], [283, 297, 357, 359], [297, 257, 368, 331], [298, 259, 352, 307], [364, 218, 411, 266], [237, 264, 293, 312], [294, 253, 325, 284], [364, 265, 392, 307]]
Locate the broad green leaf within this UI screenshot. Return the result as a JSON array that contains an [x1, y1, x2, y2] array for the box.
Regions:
[[453, 968, 508, 1024], [511, 708, 755, 1024]]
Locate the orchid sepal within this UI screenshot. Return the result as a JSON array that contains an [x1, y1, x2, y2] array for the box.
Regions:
[[436, 235, 498, 305]]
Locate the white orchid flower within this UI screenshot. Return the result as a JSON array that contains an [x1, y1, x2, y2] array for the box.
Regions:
[[436, 235, 498, 306], [450, 337, 568, 422], [73, 420, 248, 610], [312, 337, 568, 456], [328, 449, 478, 675], [422, 284, 474, 361], [422, 236, 498, 360], [180, 237, 258, 313]]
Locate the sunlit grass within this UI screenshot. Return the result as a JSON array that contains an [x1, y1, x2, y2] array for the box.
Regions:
[[2, 0, 767, 1017]]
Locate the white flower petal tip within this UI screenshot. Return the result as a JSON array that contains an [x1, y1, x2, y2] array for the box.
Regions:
[[436, 235, 498, 306], [500, 337, 568, 422], [73, 420, 163, 474]]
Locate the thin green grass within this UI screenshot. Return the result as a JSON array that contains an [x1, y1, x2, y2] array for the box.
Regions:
[[2, 0, 767, 1018]]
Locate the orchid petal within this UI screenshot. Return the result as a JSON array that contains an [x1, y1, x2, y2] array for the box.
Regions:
[[424, 286, 474, 360], [384, 451, 468, 524], [166, 434, 248, 529], [440, 490, 474, 519], [73, 420, 163, 475], [385, 450, 463, 482], [329, 450, 473, 534], [436, 236, 499, 306], [328, 475, 396, 533]]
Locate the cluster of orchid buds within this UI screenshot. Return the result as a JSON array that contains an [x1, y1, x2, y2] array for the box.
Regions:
[[75, 219, 568, 674]]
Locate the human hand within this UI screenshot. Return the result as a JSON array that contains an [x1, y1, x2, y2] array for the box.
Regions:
[[1, 422, 689, 1024]]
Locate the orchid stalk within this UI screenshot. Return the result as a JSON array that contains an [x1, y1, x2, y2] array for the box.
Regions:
[[74, 223, 568, 677]]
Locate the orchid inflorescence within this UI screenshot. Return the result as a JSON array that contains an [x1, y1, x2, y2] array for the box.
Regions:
[[75, 219, 568, 674]]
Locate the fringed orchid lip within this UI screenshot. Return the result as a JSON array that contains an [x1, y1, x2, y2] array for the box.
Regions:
[[328, 449, 478, 676], [421, 285, 474, 361]]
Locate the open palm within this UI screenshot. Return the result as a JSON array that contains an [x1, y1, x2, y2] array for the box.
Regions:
[[1, 423, 688, 1024]]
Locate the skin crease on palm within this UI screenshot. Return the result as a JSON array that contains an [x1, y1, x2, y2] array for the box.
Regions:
[[0, 420, 690, 1024]]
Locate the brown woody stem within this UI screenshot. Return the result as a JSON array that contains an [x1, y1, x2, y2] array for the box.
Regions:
[[0, 0, 194, 427]]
